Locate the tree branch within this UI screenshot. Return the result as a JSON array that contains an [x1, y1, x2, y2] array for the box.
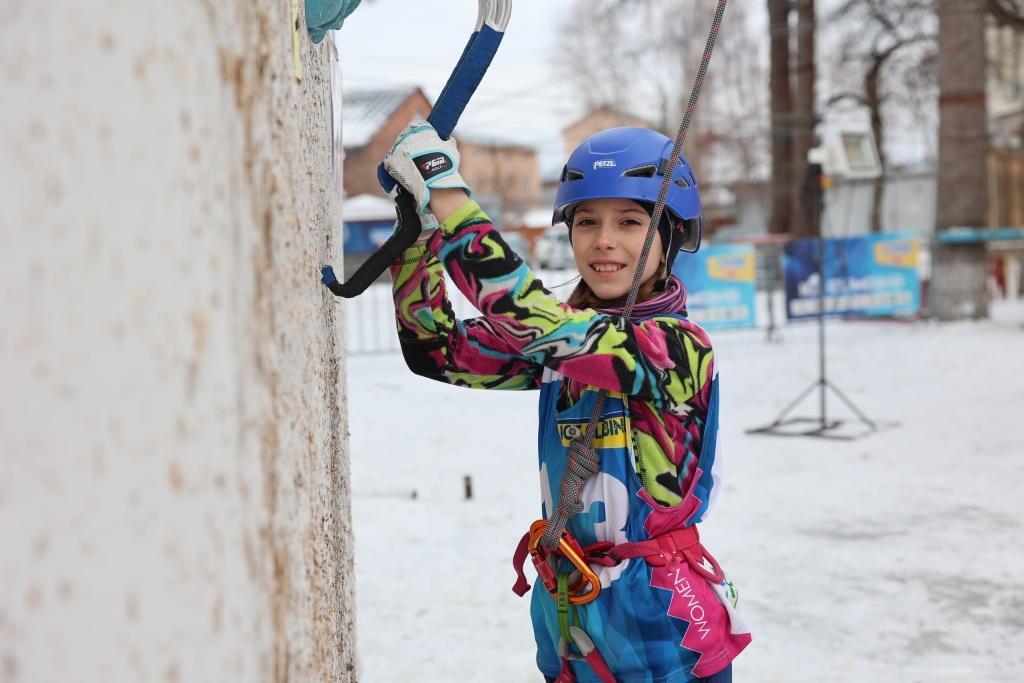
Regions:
[[988, 0, 1024, 27], [827, 92, 869, 107]]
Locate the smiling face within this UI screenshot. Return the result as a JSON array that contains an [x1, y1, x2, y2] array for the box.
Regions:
[[569, 198, 664, 302]]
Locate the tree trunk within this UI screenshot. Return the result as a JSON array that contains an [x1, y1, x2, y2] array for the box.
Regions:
[[936, 0, 989, 229], [1, 2, 355, 681], [933, 0, 990, 320], [866, 59, 886, 233], [791, 0, 818, 237], [768, 0, 794, 235]]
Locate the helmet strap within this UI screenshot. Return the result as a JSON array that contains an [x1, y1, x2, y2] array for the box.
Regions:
[[656, 228, 678, 290]]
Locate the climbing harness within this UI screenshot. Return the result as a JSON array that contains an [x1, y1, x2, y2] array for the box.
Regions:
[[513, 525, 724, 600], [512, 523, 728, 682], [514, 2, 729, 681], [321, 0, 512, 298]]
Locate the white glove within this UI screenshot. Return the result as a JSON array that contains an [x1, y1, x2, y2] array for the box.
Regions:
[[382, 121, 471, 230]]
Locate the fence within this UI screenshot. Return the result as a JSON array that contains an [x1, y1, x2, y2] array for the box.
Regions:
[[345, 230, 1024, 354]]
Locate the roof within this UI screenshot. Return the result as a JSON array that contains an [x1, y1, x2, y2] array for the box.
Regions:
[[342, 87, 538, 153], [459, 131, 535, 151], [521, 207, 555, 228], [343, 87, 423, 149], [561, 104, 657, 134], [343, 193, 396, 222]]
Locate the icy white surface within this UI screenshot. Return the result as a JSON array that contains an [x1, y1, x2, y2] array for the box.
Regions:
[[348, 300, 1024, 682]]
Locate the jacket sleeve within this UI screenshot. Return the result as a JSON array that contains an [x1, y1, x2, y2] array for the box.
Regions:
[[388, 239, 542, 390], [426, 200, 714, 405]]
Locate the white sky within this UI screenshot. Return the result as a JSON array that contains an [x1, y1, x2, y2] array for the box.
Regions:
[[336, 0, 581, 173]]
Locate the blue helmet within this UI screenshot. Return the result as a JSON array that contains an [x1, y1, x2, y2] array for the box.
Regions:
[[553, 127, 702, 257]]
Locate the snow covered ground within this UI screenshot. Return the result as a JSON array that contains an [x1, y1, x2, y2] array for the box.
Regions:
[[346, 294, 1024, 682]]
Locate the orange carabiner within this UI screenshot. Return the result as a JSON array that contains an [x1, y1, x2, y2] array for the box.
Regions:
[[528, 520, 602, 605]]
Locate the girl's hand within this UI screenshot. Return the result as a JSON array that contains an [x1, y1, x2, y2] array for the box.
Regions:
[[383, 121, 472, 229]]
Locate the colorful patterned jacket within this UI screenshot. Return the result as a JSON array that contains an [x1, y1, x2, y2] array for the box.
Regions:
[[389, 200, 720, 514]]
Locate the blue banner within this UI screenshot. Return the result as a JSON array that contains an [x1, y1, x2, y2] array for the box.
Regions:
[[344, 219, 396, 255], [783, 232, 921, 320], [672, 245, 758, 329]]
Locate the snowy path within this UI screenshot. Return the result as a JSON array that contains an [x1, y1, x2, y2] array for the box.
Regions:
[[348, 303, 1024, 682]]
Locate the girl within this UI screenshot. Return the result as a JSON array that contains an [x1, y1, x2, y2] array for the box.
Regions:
[[381, 122, 750, 682]]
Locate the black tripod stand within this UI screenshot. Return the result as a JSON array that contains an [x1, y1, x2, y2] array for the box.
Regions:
[[747, 163, 880, 440]]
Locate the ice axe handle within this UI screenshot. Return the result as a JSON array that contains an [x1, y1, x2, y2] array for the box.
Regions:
[[320, 210, 417, 298], [376, 23, 503, 194], [329, 23, 505, 298]]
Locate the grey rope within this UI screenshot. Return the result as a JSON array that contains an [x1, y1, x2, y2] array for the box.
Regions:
[[540, 0, 728, 551]]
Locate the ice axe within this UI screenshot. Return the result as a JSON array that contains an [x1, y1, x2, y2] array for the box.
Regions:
[[321, 0, 512, 298]]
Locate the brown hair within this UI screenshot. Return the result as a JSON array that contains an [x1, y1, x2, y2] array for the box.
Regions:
[[565, 271, 664, 310]]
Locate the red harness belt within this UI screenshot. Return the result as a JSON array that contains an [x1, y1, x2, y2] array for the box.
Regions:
[[513, 523, 725, 599], [512, 523, 726, 683]]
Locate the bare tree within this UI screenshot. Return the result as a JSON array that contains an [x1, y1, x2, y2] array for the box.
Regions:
[[791, 0, 817, 236], [709, 3, 772, 184], [768, 0, 794, 235], [555, 1, 635, 112], [936, 0, 989, 230], [824, 0, 937, 232], [554, 1, 770, 189], [988, 0, 1024, 26]]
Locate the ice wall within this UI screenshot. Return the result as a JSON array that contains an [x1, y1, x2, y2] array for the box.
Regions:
[[0, 2, 354, 680]]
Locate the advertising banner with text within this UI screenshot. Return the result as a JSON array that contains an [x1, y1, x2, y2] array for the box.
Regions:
[[783, 233, 921, 320], [673, 244, 758, 330]]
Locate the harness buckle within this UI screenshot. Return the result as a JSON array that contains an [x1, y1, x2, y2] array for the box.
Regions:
[[528, 520, 602, 605], [580, 541, 620, 567]]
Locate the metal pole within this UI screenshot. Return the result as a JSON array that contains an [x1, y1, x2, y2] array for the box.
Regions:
[[813, 162, 827, 430], [766, 244, 777, 341], [817, 231, 827, 430]]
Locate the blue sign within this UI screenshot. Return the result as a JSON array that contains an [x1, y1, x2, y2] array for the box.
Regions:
[[783, 232, 921, 320], [672, 245, 758, 329], [344, 219, 396, 255]]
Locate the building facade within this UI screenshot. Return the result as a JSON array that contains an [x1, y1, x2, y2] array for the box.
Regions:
[[342, 87, 541, 225], [561, 105, 659, 161]]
